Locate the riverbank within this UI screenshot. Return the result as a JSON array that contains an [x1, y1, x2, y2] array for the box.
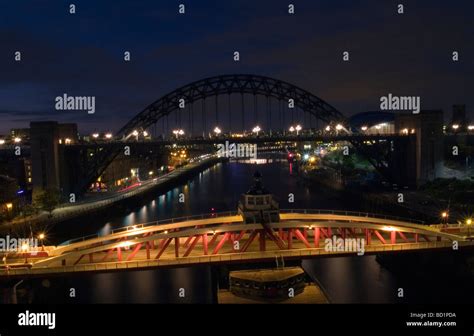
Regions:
[[1, 156, 225, 231]]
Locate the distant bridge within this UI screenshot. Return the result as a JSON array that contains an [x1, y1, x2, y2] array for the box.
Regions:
[[1, 210, 471, 278], [66, 133, 410, 150]]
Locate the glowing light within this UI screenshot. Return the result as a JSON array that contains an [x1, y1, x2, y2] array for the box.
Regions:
[[38, 233, 45, 240], [132, 130, 139, 136], [252, 126, 261, 134], [452, 124, 459, 130], [117, 241, 134, 248], [468, 125, 474, 131], [213, 127, 221, 135], [148, 171, 153, 175], [382, 226, 397, 232], [467, 219, 472, 226], [143, 131, 148, 137], [295, 125, 302, 131], [289, 126, 295, 132], [14, 137, 21, 143], [361, 126, 368, 131], [0, 139, 5, 145], [92, 133, 99, 138], [401, 128, 409, 134], [64, 138, 72, 144], [21, 243, 29, 252], [441, 211, 448, 218], [303, 154, 309, 160], [325, 126, 330, 131], [105, 133, 113, 139], [335, 124, 343, 131], [6, 203, 13, 210]]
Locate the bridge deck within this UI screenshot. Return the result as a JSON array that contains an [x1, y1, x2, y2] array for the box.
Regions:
[[1, 211, 471, 278]]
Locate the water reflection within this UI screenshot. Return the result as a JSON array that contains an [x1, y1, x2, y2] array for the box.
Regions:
[[36, 158, 470, 303]]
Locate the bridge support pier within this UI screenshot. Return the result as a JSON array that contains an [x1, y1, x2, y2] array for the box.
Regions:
[[314, 228, 320, 247]]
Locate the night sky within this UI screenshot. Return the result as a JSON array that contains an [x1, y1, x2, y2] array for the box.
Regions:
[[0, 0, 472, 134]]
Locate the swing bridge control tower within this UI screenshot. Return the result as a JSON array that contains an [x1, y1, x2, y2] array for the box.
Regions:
[[238, 171, 280, 225]]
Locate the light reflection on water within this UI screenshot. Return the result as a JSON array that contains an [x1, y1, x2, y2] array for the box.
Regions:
[[33, 158, 471, 303]]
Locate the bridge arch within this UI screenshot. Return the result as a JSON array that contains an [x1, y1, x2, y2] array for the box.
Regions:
[[117, 74, 346, 137]]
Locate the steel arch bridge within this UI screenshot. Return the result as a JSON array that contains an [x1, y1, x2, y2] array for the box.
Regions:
[[117, 74, 346, 138], [77, 74, 349, 194]]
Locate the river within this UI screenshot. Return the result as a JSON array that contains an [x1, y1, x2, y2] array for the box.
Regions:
[[27, 157, 473, 303]]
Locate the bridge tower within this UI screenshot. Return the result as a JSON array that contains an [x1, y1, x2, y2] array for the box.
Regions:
[[30, 121, 61, 199], [395, 110, 444, 185], [238, 171, 280, 224]]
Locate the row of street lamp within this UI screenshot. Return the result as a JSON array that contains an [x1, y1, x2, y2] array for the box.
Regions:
[[89, 123, 354, 142], [124, 123, 346, 139]]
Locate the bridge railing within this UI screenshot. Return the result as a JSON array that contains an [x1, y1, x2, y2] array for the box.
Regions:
[[58, 208, 427, 246], [280, 209, 425, 224], [58, 210, 239, 246], [111, 211, 239, 234]]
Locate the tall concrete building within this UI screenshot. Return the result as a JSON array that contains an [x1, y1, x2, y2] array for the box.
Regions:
[[395, 110, 444, 185], [30, 122, 61, 198]]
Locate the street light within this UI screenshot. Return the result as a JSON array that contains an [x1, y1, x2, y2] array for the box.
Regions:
[[452, 124, 459, 130], [173, 129, 184, 138], [361, 126, 368, 131], [252, 126, 261, 136], [132, 130, 140, 141], [14, 137, 21, 143], [468, 125, 474, 131], [105, 133, 113, 139], [92, 133, 99, 139], [441, 211, 448, 225], [325, 126, 330, 132], [295, 124, 302, 136], [0, 139, 5, 145], [143, 131, 149, 137], [467, 218, 472, 237], [213, 127, 221, 135], [289, 126, 295, 133], [335, 124, 343, 131], [38, 233, 45, 251]]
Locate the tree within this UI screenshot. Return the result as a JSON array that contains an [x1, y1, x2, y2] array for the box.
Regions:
[[35, 188, 61, 216]]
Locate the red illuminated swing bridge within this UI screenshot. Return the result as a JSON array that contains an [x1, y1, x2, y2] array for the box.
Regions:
[[1, 210, 472, 278]]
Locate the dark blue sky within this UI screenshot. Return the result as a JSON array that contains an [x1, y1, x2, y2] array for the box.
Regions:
[[0, 0, 473, 134]]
